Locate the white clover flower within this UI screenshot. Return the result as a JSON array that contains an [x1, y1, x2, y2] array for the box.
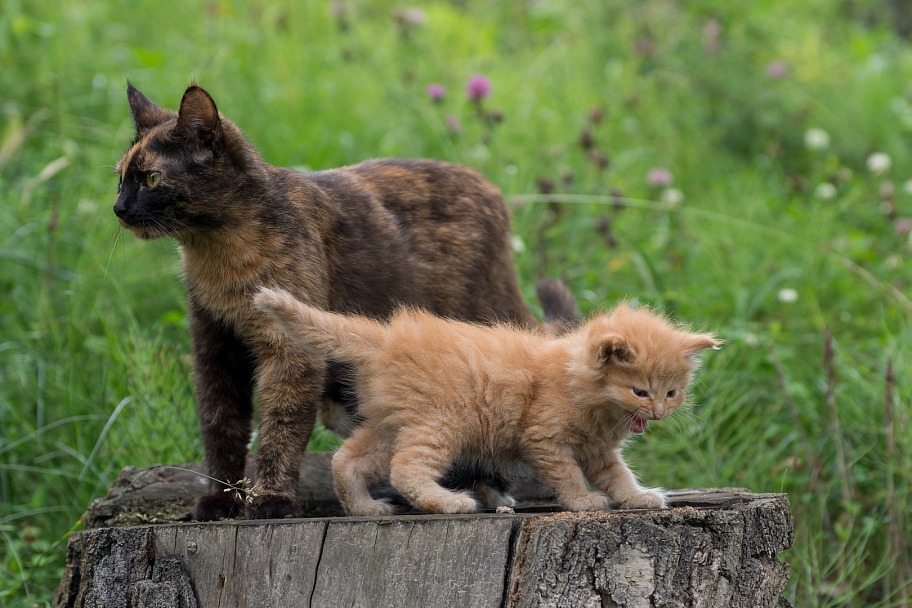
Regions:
[[777, 288, 798, 303], [867, 152, 892, 175], [814, 183, 837, 200], [742, 332, 760, 347], [661, 187, 683, 206], [804, 128, 830, 151], [510, 235, 526, 253]]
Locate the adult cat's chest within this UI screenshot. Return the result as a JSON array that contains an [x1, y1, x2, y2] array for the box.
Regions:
[[179, 227, 323, 335]]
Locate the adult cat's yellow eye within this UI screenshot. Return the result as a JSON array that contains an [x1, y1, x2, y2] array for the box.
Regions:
[[145, 172, 161, 187]]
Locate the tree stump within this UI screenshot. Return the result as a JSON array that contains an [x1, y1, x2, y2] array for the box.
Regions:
[[55, 454, 794, 607]]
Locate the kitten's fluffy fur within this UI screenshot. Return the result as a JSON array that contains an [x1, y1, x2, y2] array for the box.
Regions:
[[255, 288, 720, 515], [113, 84, 540, 520]]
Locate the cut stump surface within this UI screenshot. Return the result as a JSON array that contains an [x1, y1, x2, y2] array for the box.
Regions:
[[55, 455, 793, 608]]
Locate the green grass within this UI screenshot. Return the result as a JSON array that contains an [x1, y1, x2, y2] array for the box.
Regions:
[[2, 1, 910, 605]]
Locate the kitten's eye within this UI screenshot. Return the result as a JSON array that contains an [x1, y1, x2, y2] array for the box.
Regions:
[[666, 389, 678, 399], [632, 388, 649, 398], [145, 172, 162, 188]]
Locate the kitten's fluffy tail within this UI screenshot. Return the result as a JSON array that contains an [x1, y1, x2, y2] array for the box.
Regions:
[[253, 287, 384, 363], [536, 279, 582, 334]]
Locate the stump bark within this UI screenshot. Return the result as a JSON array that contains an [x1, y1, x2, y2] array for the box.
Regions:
[[55, 455, 794, 608]]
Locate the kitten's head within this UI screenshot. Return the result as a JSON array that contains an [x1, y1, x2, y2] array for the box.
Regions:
[[576, 303, 720, 434], [113, 83, 255, 240]]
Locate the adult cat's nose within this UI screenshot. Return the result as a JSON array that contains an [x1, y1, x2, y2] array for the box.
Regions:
[[113, 196, 130, 218]]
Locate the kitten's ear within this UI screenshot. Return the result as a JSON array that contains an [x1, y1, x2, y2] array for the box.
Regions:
[[127, 82, 173, 137], [595, 333, 636, 367], [682, 333, 723, 357], [175, 84, 222, 147]]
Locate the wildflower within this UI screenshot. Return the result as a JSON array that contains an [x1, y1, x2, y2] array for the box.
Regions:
[[394, 7, 426, 27], [579, 128, 595, 151], [536, 176, 555, 195], [511, 235, 526, 253], [466, 74, 491, 102], [702, 19, 721, 55], [588, 106, 605, 124], [647, 168, 673, 188], [588, 150, 610, 170], [895, 218, 912, 236], [742, 332, 760, 347], [804, 128, 829, 151], [765, 60, 789, 79], [426, 83, 445, 103], [867, 152, 891, 175], [445, 114, 460, 134], [880, 181, 895, 200], [777, 288, 798, 303], [903, 179, 912, 195], [814, 183, 837, 200], [661, 187, 683, 206]]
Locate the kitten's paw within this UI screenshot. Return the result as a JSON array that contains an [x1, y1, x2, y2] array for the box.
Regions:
[[194, 494, 245, 521], [246, 494, 301, 520], [348, 499, 396, 517], [563, 492, 612, 512], [437, 493, 480, 514], [618, 489, 667, 510], [475, 483, 517, 509], [413, 491, 479, 514]]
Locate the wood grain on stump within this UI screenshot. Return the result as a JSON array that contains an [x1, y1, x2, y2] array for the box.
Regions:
[[55, 454, 793, 608]]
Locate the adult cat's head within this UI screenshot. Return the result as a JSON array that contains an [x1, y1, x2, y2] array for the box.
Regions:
[[113, 83, 260, 240]]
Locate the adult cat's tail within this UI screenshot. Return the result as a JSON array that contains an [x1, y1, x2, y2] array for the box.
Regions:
[[536, 279, 582, 334], [253, 287, 385, 363]]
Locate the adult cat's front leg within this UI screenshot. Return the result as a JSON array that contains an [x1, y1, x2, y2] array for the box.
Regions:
[[247, 345, 324, 519], [584, 449, 666, 510], [189, 300, 256, 521]]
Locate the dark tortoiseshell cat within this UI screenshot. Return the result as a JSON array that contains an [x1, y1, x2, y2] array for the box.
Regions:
[[113, 83, 545, 520]]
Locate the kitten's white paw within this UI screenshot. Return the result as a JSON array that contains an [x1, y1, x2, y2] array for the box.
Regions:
[[563, 492, 612, 512], [348, 499, 396, 517], [619, 489, 666, 510], [475, 484, 516, 509], [437, 493, 480, 514]]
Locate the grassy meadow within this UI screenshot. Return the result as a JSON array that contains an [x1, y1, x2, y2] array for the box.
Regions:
[[1, 1, 910, 605]]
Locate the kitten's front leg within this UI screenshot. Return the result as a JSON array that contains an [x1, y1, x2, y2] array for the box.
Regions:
[[189, 301, 256, 521], [525, 445, 611, 512], [248, 346, 325, 519], [585, 449, 666, 510]]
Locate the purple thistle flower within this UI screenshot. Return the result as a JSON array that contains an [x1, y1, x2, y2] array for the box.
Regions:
[[426, 83, 446, 103], [647, 168, 673, 187], [765, 60, 789, 79], [466, 74, 491, 102]]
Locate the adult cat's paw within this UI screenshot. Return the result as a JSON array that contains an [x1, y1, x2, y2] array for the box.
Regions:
[[618, 489, 667, 510], [246, 494, 301, 520], [194, 494, 245, 521], [563, 492, 612, 512]]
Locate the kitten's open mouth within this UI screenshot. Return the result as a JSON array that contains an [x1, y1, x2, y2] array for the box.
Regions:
[[628, 416, 648, 434]]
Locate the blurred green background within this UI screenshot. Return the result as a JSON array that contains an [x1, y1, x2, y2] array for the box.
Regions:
[[1, 1, 910, 606]]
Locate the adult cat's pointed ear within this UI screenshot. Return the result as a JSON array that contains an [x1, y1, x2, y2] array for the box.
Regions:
[[175, 84, 221, 147], [127, 82, 173, 137], [595, 333, 636, 367]]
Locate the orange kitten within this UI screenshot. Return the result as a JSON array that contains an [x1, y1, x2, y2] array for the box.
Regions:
[[254, 287, 720, 515]]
